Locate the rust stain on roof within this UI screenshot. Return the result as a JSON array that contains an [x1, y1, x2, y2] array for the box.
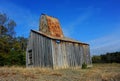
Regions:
[[38, 14, 89, 45], [46, 15, 64, 38]]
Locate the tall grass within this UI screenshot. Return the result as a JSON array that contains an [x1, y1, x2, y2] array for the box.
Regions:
[[0, 63, 120, 81]]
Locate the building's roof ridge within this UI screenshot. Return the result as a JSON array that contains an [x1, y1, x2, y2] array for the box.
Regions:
[[31, 29, 89, 45], [41, 13, 58, 19]]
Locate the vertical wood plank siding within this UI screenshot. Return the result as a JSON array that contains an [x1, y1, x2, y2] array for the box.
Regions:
[[26, 31, 91, 69], [26, 32, 34, 67], [26, 31, 53, 68], [52, 40, 91, 69]]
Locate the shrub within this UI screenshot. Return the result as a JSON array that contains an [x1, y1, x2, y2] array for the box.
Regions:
[[82, 62, 87, 69]]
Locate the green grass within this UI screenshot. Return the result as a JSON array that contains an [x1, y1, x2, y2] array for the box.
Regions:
[[0, 63, 120, 81]]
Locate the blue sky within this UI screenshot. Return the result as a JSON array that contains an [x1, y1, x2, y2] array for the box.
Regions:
[[0, 0, 120, 55]]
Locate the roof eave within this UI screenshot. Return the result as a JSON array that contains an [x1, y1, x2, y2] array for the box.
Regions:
[[31, 29, 89, 45]]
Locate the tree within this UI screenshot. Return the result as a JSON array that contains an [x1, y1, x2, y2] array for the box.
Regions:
[[92, 55, 101, 63], [0, 12, 27, 66], [7, 20, 16, 38], [0, 13, 16, 38], [92, 52, 120, 63], [0, 13, 7, 35], [16, 37, 28, 51]]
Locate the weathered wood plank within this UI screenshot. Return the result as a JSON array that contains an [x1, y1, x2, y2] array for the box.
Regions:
[[26, 31, 91, 69]]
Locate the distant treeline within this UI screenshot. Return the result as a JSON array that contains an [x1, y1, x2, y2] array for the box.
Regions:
[[92, 52, 120, 63], [0, 12, 27, 66]]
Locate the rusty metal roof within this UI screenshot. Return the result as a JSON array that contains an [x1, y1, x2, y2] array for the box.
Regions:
[[40, 14, 64, 38], [31, 30, 89, 45]]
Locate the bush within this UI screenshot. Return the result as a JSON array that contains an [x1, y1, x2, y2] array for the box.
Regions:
[[8, 50, 26, 66], [82, 62, 87, 69], [0, 50, 26, 66], [0, 54, 5, 66]]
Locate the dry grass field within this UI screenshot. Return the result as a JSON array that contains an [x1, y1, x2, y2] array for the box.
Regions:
[[0, 63, 120, 81]]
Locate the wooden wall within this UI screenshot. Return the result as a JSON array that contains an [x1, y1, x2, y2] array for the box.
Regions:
[[26, 31, 53, 68], [26, 31, 92, 69], [51, 40, 91, 69], [82, 45, 92, 65], [26, 32, 33, 67]]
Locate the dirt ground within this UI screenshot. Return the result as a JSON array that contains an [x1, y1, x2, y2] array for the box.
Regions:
[[0, 63, 120, 81]]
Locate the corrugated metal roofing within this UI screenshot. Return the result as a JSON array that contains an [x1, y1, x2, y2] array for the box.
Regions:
[[40, 14, 64, 38]]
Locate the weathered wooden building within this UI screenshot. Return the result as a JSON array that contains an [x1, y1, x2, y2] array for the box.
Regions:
[[26, 14, 92, 69]]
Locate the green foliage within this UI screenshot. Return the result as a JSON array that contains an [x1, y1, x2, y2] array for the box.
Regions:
[[92, 52, 120, 63], [0, 36, 27, 66], [8, 50, 26, 66], [92, 55, 101, 63], [82, 62, 87, 69], [0, 12, 27, 66], [0, 54, 5, 66]]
